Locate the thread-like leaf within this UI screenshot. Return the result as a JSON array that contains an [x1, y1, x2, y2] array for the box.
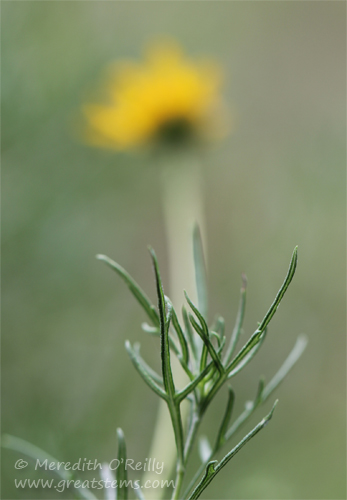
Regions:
[[224, 274, 247, 364], [254, 377, 265, 406], [100, 463, 116, 500], [185, 291, 209, 338], [227, 328, 268, 379], [189, 314, 224, 373], [96, 254, 159, 326], [225, 378, 265, 441], [186, 292, 224, 374], [216, 400, 278, 471], [226, 247, 298, 375], [176, 360, 215, 403], [187, 461, 218, 500], [150, 248, 186, 467], [188, 401, 278, 500], [215, 386, 235, 449], [217, 336, 226, 357], [258, 247, 298, 333], [125, 341, 166, 400], [149, 248, 176, 398], [222, 339, 306, 457], [166, 297, 189, 365], [116, 428, 128, 500], [210, 331, 222, 348], [182, 305, 198, 363], [211, 316, 225, 338], [262, 334, 308, 401], [199, 342, 209, 373], [2, 435, 71, 481], [2, 435, 97, 500], [133, 343, 164, 386]]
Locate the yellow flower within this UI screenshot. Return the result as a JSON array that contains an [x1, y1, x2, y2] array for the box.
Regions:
[[82, 41, 226, 150]]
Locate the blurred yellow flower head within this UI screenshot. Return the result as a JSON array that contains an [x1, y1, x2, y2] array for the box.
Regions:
[[83, 41, 226, 150]]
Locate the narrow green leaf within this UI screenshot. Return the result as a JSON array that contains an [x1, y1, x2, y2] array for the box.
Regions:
[[225, 378, 265, 441], [217, 336, 226, 357], [189, 401, 278, 500], [211, 316, 225, 338], [166, 297, 189, 365], [254, 377, 265, 406], [149, 248, 175, 398], [259, 246, 298, 333], [186, 293, 224, 375], [262, 335, 308, 402], [223, 338, 306, 450], [227, 328, 268, 378], [182, 380, 269, 499], [1, 434, 72, 481], [125, 341, 167, 400], [210, 331, 222, 348], [224, 274, 247, 364], [215, 386, 235, 449], [226, 329, 262, 376], [116, 428, 128, 500], [198, 361, 218, 386], [148, 251, 186, 469], [100, 463, 116, 500], [182, 305, 198, 363], [193, 224, 208, 320], [1, 435, 97, 500], [216, 400, 278, 472], [133, 343, 164, 386], [96, 254, 159, 326], [187, 302, 224, 375], [187, 461, 218, 500], [176, 360, 215, 403], [199, 342, 209, 373], [185, 291, 209, 337], [227, 247, 298, 374]]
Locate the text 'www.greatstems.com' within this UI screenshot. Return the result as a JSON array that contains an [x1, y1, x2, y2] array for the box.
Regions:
[[15, 477, 175, 494]]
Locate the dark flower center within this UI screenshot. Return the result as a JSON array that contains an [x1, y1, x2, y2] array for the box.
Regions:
[[156, 117, 194, 146]]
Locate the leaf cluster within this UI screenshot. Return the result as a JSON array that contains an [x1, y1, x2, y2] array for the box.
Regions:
[[96, 230, 306, 500]]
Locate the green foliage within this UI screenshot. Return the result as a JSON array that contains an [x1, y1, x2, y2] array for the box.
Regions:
[[97, 239, 306, 499], [2, 237, 306, 500]]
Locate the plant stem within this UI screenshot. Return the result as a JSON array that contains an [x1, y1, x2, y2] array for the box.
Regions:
[[183, 408, 201, 462], [161, 152, 207, 313], [172, 462, 185, 500], [172, 404, 202, 500], [143, 152, 206, 499]]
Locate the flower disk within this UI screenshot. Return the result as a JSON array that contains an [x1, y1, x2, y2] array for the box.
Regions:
[[83, 42, 225, 150]]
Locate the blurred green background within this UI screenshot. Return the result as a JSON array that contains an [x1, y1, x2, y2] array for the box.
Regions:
[[2, 2, 345, 499]]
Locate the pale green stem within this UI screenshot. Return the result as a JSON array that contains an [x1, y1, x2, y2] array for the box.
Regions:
[[142, 151, 206, 500], [161, 154, 207, 314]]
